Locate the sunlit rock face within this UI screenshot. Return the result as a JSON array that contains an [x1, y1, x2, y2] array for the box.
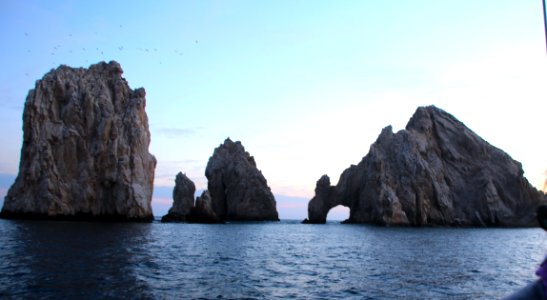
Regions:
[[1, 61, 156, 221], [206, 138, 279, 221], [304, 105, 544, 226], [161, 172, 195, 222]]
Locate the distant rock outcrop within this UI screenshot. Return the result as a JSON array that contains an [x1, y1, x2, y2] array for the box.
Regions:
[[206, 138, 279, 221], [304, 105, 544, 226], [161, 172, 195, 222], [186, 190, 223, 223], [1, 61, 156, 221]]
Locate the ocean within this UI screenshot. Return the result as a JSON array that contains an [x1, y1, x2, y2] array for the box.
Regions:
[[0, 218, 545, 299]]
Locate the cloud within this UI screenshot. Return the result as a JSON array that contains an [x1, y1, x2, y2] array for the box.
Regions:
[[154, 127, 204, 139], [544, 170, 547, 193]]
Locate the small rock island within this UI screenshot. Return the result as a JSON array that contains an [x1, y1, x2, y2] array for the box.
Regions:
[[1, 61, 156, 221], [162, 138, 279, 223], [206, 138, 279, 221], [160, 172, 196, 222], [304, 105, 544, 226]]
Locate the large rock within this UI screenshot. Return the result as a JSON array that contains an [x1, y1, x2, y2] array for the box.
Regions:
[[161, 172, 195, 222], [186, 190, 223, 223], [205, 138, 279, 221], [304, 105, 544, 226], [1, 61, 156, 221]]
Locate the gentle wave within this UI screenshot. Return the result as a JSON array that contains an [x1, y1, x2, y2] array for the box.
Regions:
[[0, 219, 545, 299]]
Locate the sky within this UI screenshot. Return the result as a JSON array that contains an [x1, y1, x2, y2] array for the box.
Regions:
[[0, 0, 546, 220]]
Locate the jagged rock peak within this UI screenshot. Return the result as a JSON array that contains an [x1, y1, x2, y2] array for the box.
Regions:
[[206, 138, 257, 170], [205, 138, 279, 221], [161, 172, 196, 223], [1, 61, 156, 221], [304, 105, 544, 226]]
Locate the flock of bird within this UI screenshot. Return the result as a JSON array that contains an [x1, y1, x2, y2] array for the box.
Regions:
[[21, 26, 200, 76]]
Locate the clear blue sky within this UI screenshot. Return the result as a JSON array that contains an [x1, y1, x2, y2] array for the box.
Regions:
[[1, 0, 546, 220]]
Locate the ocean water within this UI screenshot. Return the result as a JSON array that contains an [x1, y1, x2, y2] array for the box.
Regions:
[[0, 219, 545, 299]]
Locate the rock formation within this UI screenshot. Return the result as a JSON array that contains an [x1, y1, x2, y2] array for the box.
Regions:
[[302, 175, 337, 224], [304, 105, 544, 226], [205, 138, 279, 221], [1, 61, 156, 221], [186, 190, 223, 223], [161, 172, 195, 222]]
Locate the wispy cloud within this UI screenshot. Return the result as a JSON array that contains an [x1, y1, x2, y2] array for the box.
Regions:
[[154, 127, 204, 139]]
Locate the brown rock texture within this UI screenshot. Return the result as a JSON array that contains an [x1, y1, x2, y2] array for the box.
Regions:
[[161, 172, 195, 222], [1, 61, 156, 221], [304, 105, 544, 226], [206, 138, 279, 221]]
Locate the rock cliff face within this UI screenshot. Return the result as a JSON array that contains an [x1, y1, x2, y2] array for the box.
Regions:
[[161, 172, 195, 222], [304, 106, 544, 226], [1, 61, 156, 221], [206, 138, 279, 221]]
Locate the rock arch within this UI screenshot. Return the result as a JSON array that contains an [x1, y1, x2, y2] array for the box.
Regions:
[[303, 105, 544, 227], [326, 205, 350, 222], [303, 175, 349, 223]]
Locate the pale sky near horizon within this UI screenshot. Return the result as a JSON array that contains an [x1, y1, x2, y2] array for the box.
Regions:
[[0, 0, 546, 220]]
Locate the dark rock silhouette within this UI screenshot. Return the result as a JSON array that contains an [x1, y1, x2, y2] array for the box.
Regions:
[[161, 172, 195, 222], [186, 190, 223, 223], [1, 61, 156, 221], [206, 138, 279, 221], [302, 175, 337, 224], [304, 105, 544, 226]]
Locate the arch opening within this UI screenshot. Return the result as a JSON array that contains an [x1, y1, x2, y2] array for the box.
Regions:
[[326, 205, 350, 223]]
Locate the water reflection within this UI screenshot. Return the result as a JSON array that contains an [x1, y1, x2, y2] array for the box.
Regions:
[[0, 220, 154, 299]]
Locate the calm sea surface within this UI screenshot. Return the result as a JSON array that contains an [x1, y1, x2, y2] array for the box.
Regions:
[[0, 218, 545, 299]]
